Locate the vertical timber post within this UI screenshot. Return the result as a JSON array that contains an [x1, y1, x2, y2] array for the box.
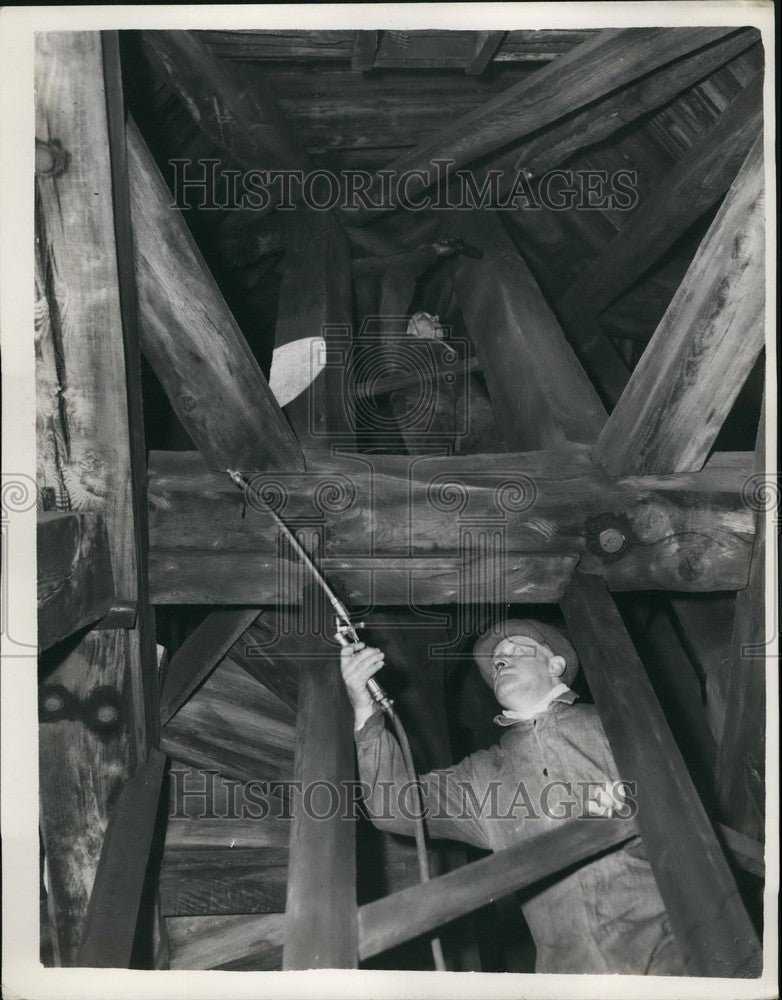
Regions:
[[282, 564, 358, 968]]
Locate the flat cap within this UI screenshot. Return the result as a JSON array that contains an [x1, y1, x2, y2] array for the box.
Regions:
[[473, 619, 579, 687]]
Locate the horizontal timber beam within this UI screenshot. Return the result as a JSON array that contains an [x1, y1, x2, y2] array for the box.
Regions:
[[358, 817, 634, 960], [147, 449, 756, 603]]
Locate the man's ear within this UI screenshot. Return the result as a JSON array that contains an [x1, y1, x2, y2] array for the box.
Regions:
[[548, 655, 566, 678]]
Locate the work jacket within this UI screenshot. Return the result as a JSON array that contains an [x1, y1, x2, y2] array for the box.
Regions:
[[354, 693, 684, 974]]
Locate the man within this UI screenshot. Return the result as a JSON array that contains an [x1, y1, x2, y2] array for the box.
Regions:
[[340, 619, 684, 975]]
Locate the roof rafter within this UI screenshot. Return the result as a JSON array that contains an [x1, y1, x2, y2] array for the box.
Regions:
[[593, 135, 765, 474], [349, 27, 740, 223], [558, 74, 763, 403]]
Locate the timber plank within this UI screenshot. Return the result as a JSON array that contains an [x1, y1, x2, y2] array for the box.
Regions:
[[282, 584, 358, 969], [358, 818, 635, 960], [351, 27, 739, 220], [448, 210, 607, 449], [78, 749, 167, 967], [102, 30, 161, 757], [560, 571, 761, 977], [160, 655, 296, 785], [715, 409, 766, 840], [230, 614, 301, 712], [165, 816, 291, 852], [593, 136, 765, 474], [159, 607, 262, 724], [198, 28, 589, 65], [484, 30, 759, 194], [141, 31, 304, 186], [273, 208, 354, 451], [718, 825, 765, 880], [125, 117, 304, 473], [352, 31, 380, 71], [465, 32, 506, 75], [150, 551, 578, 606], [559, 74, 763, 333], [39, 630, 133, 965], [35, 34, 136, 587], [167, 913, 285, 970], [166, 759, 293, 833], [34, 31, 140, 964], [37, 512, 114, 651], [669, 593, 735, 742], [159, 848, 288, 917]]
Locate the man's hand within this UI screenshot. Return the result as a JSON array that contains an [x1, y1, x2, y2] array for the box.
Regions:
[[340, 642, 385, 731]]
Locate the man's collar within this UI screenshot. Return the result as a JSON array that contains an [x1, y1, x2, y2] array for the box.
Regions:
[[494, 684, 578, 726]]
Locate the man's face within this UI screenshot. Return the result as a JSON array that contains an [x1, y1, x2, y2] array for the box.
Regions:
[[490, 635, 555, 709]]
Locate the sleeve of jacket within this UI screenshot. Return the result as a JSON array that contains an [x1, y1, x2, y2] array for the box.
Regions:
[[354, 708, 492, 850]]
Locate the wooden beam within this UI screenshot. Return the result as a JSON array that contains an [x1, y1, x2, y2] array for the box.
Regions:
[[358, 818, 634, 960], [359, 610, 483, 969], [77, 749, 167, 967], [718, 825, 765, 880], [34, 31, 146, 963], [152, 552, 577, 607], [559, 75, 763, 333], [198, 29, 355, 62], [273, 209, 354, 451], [350, 28, 738, 221], [465, 31, 506, 75], [352, 30, 381, 71], [140, 31, 303, 188], [167, 913, 285, 971], [125, 117, 304, 473], [160, 656, 296, 785], [159, 607, 262, 724], [593, 136, 765, 475], [560, 571, 761, 977], [481, 30, 759, 193], [448, 211, 607, 449], [148, 449, 756, 602], [196, 28, 587, 67], [101, 30, 162, 758], [714, 407, 766, 840], [37, 512, 114, 651], [229, 613, 302, 712], [282, 583, 358, 969], [669, 593, 735, 742], [160, 848, 288, 916]]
